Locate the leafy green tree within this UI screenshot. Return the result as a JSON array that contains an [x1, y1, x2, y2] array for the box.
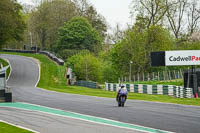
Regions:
[[84, 6, 107, 40], [56, 17, 102, 52], [28, 0, 107, 51], [109, 25, 174, 76], [146, 25, 174, 52], [57, 49, 81, 60], [67, 51, 103, 82], [98, 51, 118, 82], [29, 0, 78, 50], [0, 0, 26, 47], [74, 0, 107, 40], [145, 25, 174, 69], [131, 0, 170, 28], [102, 63, 118, 83], [110, 30, 147, 76], [178, 41, 200, 50]]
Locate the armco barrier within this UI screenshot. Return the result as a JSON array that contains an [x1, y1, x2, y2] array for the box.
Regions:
[[105, 83, 193, 98], [39, 51, 64, 65], [2, 49, 36, 53], [75, 80, 99, 89], [2, 49, 64, 66]]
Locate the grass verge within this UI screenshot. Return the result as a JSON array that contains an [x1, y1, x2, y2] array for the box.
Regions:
[[0, 122, 33, 133], [1, 52, 200, 106], [0, 58, 11, 79]]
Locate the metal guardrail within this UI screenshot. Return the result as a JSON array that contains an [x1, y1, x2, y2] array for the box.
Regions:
[[39, 51, 64, 65], [2, 49, 36, 53], [0, 66, 12, 102], [74, 80, 100, 89], [2, 49, 65, 66]]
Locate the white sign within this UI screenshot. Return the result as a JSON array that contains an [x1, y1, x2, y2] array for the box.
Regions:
[[165, 50, 200, 66]]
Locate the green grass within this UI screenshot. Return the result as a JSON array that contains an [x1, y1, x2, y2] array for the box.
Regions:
[[0, 122, 33, 133], [1, 52, 200, 106], [0, 58, 11, 79]]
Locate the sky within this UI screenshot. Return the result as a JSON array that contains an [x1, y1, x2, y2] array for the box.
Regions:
[[18, 0, 133, 31], [89, 0, 133, 30]]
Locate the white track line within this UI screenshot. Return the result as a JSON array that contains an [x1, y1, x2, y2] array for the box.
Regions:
[[30, 58, 41, 88]]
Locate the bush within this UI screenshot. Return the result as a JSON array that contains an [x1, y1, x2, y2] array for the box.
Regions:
[[102, 63, 118, 83], [57, 49, 81, 60], [67, 51, 103, 82]]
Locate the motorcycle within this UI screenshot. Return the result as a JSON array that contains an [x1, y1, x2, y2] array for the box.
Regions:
[[118, 95, 126, 107]]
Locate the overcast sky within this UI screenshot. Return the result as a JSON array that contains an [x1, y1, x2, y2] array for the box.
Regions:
[[89, 0, 133, 30], [18, 0, 133, 31]]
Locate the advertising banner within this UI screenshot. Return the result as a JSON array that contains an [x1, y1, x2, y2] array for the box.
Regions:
[[165, 50, 200, 66]]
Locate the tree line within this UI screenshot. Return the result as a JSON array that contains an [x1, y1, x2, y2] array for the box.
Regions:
[[0, 0, 26, 48], [1, 0, 200, 83]]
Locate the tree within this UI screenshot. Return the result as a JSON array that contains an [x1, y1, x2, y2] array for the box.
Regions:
[[74, 0, 107, 40], [29, 0, 78, 50], [0, 0, 26, 47], [73, 0, 88, 16], [133, 15, 149, 33], [67, 51, 103, 82], [109, 25, 174, 75], [107, 23, 125, 44], [146, 25, 174, 51], [131, 0, 170, 29], [110, 28, 148, 76], [187, 0, 200, 35], [166, 0, 187, 39], [56, 17, 102, 52], [28, 0, 107, 50], [98, 51, 118, 82]]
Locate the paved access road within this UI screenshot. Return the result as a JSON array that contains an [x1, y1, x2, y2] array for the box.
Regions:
[[1, 54, 200, 133]]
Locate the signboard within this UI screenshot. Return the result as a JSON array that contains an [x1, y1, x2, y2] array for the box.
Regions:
[[165, 50, 200, 66], [151, 51, 165, 66]]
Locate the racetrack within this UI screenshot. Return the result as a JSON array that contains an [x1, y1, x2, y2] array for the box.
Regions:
[[0, 107, 141, 133], [1, 54, 200, 133]]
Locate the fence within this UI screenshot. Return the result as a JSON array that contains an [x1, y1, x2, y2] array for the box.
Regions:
[[0, 66, 12, 102], [120, 69, 184, 82], [39, 51, 64, 65], [105, 83, 193, 98], [74, 80, 100, 89], [2, 49, 36, 54], [2, 49, 65, 66]]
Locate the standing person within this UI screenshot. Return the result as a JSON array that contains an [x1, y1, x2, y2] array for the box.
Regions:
[[66, 67, 72, 85]]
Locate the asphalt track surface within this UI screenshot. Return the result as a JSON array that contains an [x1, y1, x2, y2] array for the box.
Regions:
[[0, 107, 140, 133], [1, 54, 200, 133]]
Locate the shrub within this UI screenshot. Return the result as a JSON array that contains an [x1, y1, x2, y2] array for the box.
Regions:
[[67, 51, 103, 82], [57, 49, 81, 60]]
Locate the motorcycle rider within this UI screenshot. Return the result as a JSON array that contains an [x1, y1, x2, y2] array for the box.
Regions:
[[116, 85, 128, 103]]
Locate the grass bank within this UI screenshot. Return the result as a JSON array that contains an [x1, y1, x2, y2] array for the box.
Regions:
[[1, 52, 200, 106], [0, 122, 33, 133], [0, 58, 11, 79]]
